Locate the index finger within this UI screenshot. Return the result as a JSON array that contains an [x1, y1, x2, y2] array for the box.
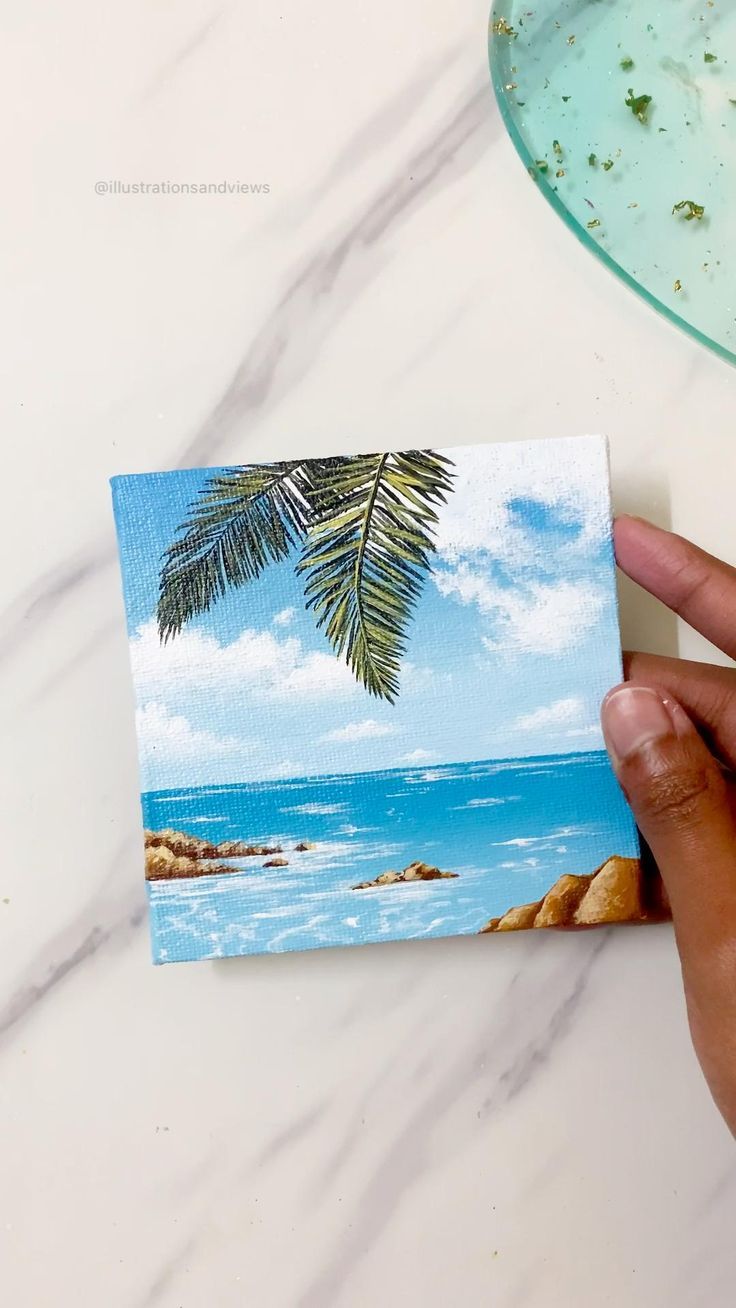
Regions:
[[614, 516, 736, 661]]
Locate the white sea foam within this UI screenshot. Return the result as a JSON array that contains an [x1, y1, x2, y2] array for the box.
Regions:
[[281, 802, 347, 816], [492, 825, 591, 848], [451, 797, 504, 810], [403, 769, 458, 785], [267, 915, 328, 951], [145, 750, 633, 961]]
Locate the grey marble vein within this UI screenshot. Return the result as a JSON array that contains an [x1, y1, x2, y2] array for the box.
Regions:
[[299, 935, 607, 1308], [0, 843, 145, 1051], [0, 82, 497, 674], [480, 932, 609, 1113], [307, 1046, 415, 1199], [697, 1161, 736, 1214], [0, 546, 114, 668], [181, 83, 496, 470], [254, 1101, 329, 1168], [25, 617, 120, 713], [138, 1234, 199, 1308], [308, 43, 465, 194], [142, 6, 227, 100]]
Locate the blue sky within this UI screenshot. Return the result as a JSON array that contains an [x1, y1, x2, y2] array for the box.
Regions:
[[112, 437, 623, 791]]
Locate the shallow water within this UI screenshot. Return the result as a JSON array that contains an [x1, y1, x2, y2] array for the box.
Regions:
[[143, 751, 638, 962]]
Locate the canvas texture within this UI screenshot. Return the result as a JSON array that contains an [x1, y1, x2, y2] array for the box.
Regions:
[[111, 436, 668, 965]]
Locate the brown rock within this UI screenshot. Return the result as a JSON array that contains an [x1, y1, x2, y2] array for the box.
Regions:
[[352, 860, 458, 890], [482, 901, 543, 933], [294, 841, 317, 852], [145, 828, 218, 860], [145, 845, 231, 881], [479, 855, 668, 933], [145, 845, 177, 879], [403, 861, 441, 881], [215, 840, 253, 858], [534, 873, 592, 927], [574, 856, 644, 925], [145, 829, 286, 864], [263, 857, 289, 868], [214, 840, 283, 858]]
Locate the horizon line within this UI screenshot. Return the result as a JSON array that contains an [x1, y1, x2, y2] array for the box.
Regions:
[[141, 745, 609, 800]]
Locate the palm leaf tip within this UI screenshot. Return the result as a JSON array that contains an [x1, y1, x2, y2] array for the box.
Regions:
[[298, 449, 455, 701], [157, 460, 322, 641]]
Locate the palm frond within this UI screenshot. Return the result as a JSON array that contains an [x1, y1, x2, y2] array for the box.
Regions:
[[158, 461, 322, 640], [297, 450, 455, 701]]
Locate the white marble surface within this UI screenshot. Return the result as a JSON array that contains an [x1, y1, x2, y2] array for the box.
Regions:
[[2, 3, 736, 1305]]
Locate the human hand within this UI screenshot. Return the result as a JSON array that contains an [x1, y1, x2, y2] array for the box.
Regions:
[[600, 515, 736, 1136]]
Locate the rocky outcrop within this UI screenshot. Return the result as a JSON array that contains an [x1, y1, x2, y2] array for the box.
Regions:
[[145, 844, 233, 881], [144, 829, 306, 880], [145, 829, 283, 861], [479, 856, 671, 932], [145, 829, 218, 860], [294, 841, 317, 852], [353, 860, 458, 890], [218, 840, 283, 858]]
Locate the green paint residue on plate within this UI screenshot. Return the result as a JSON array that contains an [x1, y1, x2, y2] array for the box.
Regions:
[[489, 2, 736, 366]]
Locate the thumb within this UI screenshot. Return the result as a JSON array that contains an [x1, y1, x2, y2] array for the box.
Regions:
[[601, 684, 736, 1122], [600, 685, 736, 948]]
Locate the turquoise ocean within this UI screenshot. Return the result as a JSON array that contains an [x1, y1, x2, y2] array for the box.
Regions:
[[143, 751, 638, 963]]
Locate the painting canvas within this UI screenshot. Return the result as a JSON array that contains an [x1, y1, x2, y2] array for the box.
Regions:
[[112, 436, 665, 966]]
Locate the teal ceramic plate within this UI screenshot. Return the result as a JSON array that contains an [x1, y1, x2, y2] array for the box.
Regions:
[[489, 1, 736, 365]]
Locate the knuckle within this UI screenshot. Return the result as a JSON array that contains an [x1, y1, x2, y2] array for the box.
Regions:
[[639, 762, 713, 826]]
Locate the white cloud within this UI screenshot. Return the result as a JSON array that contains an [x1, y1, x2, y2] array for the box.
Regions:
[[565, 724, 603, 740], [273, 607, 296, 627], [431, 439, 612, 661], [401, 662, 436, 692], [435, 568, 604, 656], [400, 748, 437, 764], [323, 719, 395, 744], [278, 652, 361, 700], [265, 762, 306, 780], [130, 620, 358, 703], [513, 697, 584, 732], [135, 701, 246, 759], [435, 437, 609, 564]]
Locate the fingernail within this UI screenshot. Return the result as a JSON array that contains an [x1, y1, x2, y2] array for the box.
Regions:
[[601, 686, 676, 765]]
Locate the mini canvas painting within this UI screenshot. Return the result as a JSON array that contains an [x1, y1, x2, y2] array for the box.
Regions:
[[112, 436, 666, 965]]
